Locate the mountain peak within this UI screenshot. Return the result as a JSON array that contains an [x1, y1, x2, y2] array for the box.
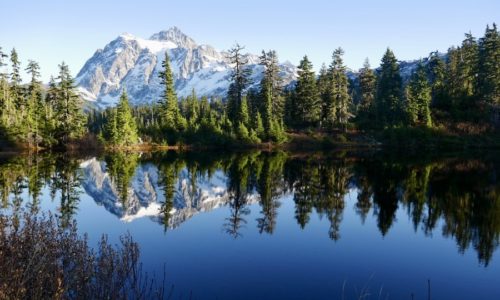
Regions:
[[149, 26, 197, 48]]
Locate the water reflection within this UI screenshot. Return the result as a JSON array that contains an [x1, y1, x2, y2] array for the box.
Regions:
[[0, 151, 499, 266]]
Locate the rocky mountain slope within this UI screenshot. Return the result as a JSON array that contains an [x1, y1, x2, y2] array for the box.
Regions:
[[76, 27, 297, 107]]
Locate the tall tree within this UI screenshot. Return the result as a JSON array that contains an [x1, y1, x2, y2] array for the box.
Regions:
[[9, 49, 23, 115], [325, 48, 351, 130], [458, 32, 479, 106], [478, 23, 499, 106], [259, 50, 286, 141], [405, 62, 432, 127], [356, 59, 377, 127], [376, 48, 404, 127], [158, 51, 185, 131], [293, 56, 320, 128], [317, 63, 330, 126], [227, 44, 252, 126], [115, 89, 139, 146], [54, 62, 84, 145], [0, 48, 11, 128], [25, 60, 44, 147], [427, 52, 448, 109]]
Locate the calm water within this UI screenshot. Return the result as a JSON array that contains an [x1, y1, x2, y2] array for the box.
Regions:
[[1, 150, 500, 299]]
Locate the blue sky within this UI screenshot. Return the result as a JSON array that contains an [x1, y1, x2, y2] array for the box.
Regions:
[[1, 0, 498, 82]]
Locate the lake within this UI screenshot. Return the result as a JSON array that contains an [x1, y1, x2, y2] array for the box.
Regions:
[[1, 150, 499, 299]]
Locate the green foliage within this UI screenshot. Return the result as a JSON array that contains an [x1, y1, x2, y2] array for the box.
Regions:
[[376, 48, 404, 127], [226, 43, 252, 126], [291, 56, 320, 128], [355, 59, 377, 127], [158, 51, 185, 133], [323, 47, 351, 130], [405, 62, 432, 127]]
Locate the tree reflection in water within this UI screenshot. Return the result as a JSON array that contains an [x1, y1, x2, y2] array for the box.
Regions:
[[0, 150, 499, 265]]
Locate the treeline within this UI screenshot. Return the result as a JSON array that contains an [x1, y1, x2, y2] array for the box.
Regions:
[[0, 48, 85, 148], [1, 24, 498, 149], [90, 23, 497, 147]]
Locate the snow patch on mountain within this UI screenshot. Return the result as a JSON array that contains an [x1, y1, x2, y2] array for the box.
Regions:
[[76, 27, 298, 107]]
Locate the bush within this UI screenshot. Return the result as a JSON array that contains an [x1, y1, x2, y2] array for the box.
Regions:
[[0, 213, 169, 300]]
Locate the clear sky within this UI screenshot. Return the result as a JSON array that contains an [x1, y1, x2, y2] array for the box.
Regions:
[[1, 0, 498, 82]]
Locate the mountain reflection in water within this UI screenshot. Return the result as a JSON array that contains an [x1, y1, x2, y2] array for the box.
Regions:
[[1, 150, 499, 267]]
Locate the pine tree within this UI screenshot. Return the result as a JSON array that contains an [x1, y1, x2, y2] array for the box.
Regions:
[[239, 95, 250, 128], [25, 60, 44, 147], [427, 52, 448, 109], [158, 51, 185, 132], [42, 76, 58, 145], [0, 48, 11, 129], [406, 62, 432, 127], [259, 50, 284, 119], [115, 89, 139, 146], [358, 58, 377, 126], [104, 108, 118, 144], [317, 63, 330, 127], [458, 33, 479, 105], [9, 49, 23, 116], [325, 48, 351, 130], [293, 56, 320, 128], [478, 23, 499, 106], [54, 62, 85, 145], [376, 48, 404, 127], [227, 44, 251, 126]]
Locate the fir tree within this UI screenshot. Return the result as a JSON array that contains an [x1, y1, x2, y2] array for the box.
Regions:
[[25, 60, 44, 147], [54, 62, 85, 145], [115, 89, 139, 146], [478, 23, 499, 106], [406, 62, 432, 127], [259, 50, 284, 119], [0, 48, 11, 128], [376, 48, 404, 127], [9, 48, 23, 115], [325, 48, 351, 130], [158, 51, 185, 132], [293, 56, 320, 128], [227, 44, 251, 126], [458, 33, 479, 104], [427, 52, 447, 109], [317, 63, 330, 126]]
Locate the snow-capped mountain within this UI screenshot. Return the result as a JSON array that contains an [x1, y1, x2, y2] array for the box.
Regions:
[[76, 27, 297, 107], [79, 158, 259, 229]]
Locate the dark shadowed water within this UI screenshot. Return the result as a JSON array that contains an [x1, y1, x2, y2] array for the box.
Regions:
[[1, 150, 500, 299]]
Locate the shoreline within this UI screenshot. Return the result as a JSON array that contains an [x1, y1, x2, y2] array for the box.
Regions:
[[1, 129, 499, 154]]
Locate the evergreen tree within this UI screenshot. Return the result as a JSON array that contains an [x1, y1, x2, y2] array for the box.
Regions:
[[458, 33, 479, 105], [42, 76, 58, 145], [53, 62, 85, 145], [478, 23, 499, 106], [317, 63, 330, 126], [293, 56, 320, 128], [376, 48, 404, 127], [115, 89, 139, 146], [0, 48, 11, 129], [104, 108, 118, 144], [356, 59, 376, 127], [25, 60, 44, 147], [9, 49, 23, 115], [227, 44, 251, 126], [325, 48, 351, 130], [259, 50, 284, 119], [406, 62, 432, 127], [427, 52, 448, 109], [239, 95, 250, 128], [158, 51, 185, 132]]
